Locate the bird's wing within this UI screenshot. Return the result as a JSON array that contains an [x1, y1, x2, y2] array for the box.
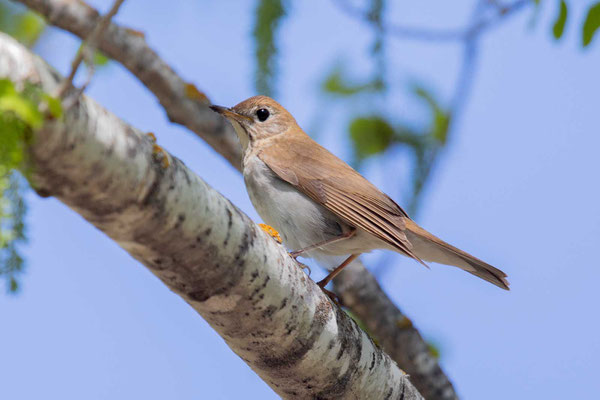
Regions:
[[258, 131, 424, 264]]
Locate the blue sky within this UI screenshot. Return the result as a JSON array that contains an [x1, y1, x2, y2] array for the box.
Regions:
[[1, 1, 599, 399]]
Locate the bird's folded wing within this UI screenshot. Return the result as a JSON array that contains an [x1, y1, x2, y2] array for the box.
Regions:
[[258, 132, 424, 264]]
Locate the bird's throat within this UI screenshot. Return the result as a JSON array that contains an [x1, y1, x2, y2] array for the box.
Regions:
[[230, 120, 250, 152]]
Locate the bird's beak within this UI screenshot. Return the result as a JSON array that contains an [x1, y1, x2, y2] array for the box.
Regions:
[[209, 105, 252, 123]]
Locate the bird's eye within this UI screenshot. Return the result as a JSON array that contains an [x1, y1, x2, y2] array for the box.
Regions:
[[256, 108, 270, 122]]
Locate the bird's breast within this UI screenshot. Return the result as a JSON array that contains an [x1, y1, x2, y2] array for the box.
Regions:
[[243, 155, 344, 253]]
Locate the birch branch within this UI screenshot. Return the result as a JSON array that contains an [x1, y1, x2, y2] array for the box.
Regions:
[[0, 33, 424, 400], [13, 1, 458, 397]]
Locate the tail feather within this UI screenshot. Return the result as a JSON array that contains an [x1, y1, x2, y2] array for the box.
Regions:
[[404, 219, 510, 290]]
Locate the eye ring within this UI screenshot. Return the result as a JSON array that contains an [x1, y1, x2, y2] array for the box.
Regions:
[[256, 108, 270, 122]]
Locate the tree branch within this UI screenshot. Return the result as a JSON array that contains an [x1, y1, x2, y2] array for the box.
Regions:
[[12, 1, 458, 397], [0, 32, 424, 399]]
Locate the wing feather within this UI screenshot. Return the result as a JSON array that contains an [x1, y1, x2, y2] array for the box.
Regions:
[[257, 131, 425, 264]]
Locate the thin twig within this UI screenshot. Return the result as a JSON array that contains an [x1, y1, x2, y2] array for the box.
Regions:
[[55, 0, 126, 99], [332, 0, 534, 42]]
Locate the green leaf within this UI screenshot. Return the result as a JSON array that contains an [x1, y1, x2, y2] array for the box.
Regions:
[[93, 50, 109, 66], [349, 116, 395, 160], [42, 93, 63, 119], [552, 0, 568, 40], [322, 67, 383, 96], [0, 79, 42, 128], [14, 11, 45, 47], [0, 2, 46, 48], [78, 43, 110, 67], [431, 111, 450, 144], [412, 84, 450, 144], [582, 2, 600, 47], [426, 341, 441, 360]]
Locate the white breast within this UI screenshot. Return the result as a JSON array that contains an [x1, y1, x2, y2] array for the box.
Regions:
[[243, 154, 342, 253]]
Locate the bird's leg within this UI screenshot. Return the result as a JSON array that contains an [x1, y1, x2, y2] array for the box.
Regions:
[[289, 229, 356, 259], [317, 254, 360, 289]]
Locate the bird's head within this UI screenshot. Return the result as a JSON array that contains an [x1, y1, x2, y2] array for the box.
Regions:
[[210, 95, 298, 151]]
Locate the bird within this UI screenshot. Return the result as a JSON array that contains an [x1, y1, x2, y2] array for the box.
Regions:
[[210, 96, 509, 292]]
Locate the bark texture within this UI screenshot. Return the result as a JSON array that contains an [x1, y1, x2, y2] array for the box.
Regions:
[[0, 33, 424, 400], [12, 1, 459, 397]]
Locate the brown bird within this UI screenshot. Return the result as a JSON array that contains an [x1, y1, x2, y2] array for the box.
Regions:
[[210, 96, 509, 291]]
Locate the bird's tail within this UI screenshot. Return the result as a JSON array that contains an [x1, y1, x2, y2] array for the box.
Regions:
[[404, 219, 510, 290]]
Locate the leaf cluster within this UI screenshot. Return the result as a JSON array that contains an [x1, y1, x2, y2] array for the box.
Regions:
[[0, 78, 62, 293], [547, 0, 600, 47]]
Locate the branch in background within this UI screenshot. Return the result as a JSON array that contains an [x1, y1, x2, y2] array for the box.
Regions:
[[12, 0, 242, 168], [12, 1, 458, 397], [332, 0, 534, 42], [0, 33, 424, 399]]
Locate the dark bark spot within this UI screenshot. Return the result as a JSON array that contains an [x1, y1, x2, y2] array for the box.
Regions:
[[258, 297, 330, 370], [174, 213, 185, 229], [261, 275, 270, 289], [223, 208, 233, 245], [188, 289, 210, 302], [261, 305, 277, 319], [385, 387, 394, 400], [34, 187, 52, 198], [182, 168, 192, 185]]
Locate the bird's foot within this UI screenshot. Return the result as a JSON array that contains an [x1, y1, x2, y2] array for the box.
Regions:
[[287, 251, 311, 275], [317, 280, 342, 307], [258, 223, 282, 244], [291, 258, 311, 276]]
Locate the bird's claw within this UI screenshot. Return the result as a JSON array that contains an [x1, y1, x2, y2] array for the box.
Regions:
[[289, 255, 311, 276]]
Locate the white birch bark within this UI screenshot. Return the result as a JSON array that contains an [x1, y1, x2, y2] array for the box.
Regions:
[[0, 33, 424, 400]]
